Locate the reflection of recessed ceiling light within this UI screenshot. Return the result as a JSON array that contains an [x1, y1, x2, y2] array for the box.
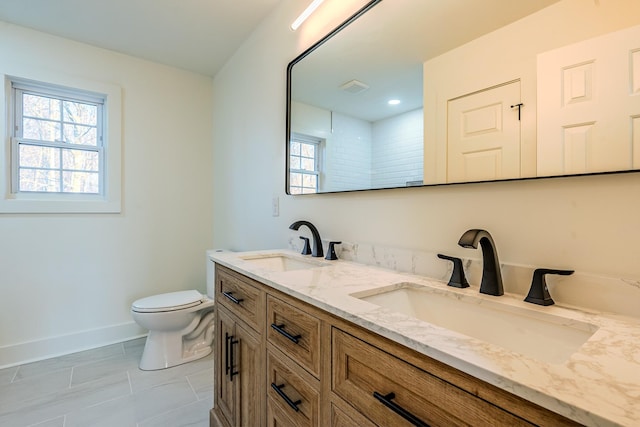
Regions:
[[388, 99, 401, 105]]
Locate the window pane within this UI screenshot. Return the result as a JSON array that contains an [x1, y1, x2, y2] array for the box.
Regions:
[[290, 156, 301, 170], [19, 144, 60, 168], [302, 187, 317, 194], [290, 141, 301, 155], [23, 94, 60, 120], [13, 80, 107, 198], [63, 171, 99, 193], [63, 124, 97, 145], [301, 158, 315, 171], [62, 100, 97, 125], [63, 149, 99, 171], [301, 143, 315, 157], [302, 174, 317, 188], [19, 168, 60, 192], [290, 172, 302, 187], [290, 187, 302, 195], [23, 118, 61, 141]]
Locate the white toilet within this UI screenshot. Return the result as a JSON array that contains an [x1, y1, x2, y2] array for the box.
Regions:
[[131, 288, 215, 370]]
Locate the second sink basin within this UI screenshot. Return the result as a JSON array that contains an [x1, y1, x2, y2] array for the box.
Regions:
[[239, 254, 326, 272], [351, 282, 598, 364]]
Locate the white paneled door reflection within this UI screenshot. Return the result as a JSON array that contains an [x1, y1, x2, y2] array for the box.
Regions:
[[447, 80, 521, 183], [537, 24, 640, 176]]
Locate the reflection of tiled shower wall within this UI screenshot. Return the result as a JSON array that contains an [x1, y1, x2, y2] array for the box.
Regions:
[[372, 108, 424, 188], [324, 112, 372, 191]]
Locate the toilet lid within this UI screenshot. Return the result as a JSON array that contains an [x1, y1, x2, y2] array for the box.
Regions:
[[131, 290, 204, 313]]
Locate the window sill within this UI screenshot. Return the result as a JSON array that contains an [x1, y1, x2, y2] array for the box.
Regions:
[[0, 194, 121, 214]]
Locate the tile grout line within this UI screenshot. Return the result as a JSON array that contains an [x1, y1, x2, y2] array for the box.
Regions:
[[10, 366, 19, 383], [127, 370, 133, 395], [68, 366, 74, 389], [185, 375, 199, 400]]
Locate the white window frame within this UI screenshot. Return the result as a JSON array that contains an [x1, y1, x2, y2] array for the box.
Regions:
[[1, 74, 121, 213], [289, 133, 321, 194]]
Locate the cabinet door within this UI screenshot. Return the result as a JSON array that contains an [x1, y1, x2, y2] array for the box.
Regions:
[[236, 321, 263, 427], [216, 307, 236, 426]]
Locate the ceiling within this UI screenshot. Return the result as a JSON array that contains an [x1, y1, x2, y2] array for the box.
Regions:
[[0, 0, 283, 76]]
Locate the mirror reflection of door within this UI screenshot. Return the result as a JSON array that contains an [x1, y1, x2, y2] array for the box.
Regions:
[[537, 24, 640, 176], [447, 80, 521, 183]]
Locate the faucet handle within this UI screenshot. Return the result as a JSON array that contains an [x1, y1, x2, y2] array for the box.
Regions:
[[325, 241, 342, 260], [437, 254, 469, 288], [524, 268, 574, 306], [299, 236, 312, 255]]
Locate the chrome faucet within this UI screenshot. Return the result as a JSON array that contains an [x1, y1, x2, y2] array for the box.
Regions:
[[289, 220, 323, 258], [458, 229, 504, 296]]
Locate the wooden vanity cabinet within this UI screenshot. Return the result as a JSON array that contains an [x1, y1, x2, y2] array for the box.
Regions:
[[211, 267, 265, 427], [210, 264, 580, 427]]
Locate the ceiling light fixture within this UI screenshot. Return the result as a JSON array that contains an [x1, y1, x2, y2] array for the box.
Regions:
[[291, 0, 326, 31], [388, 99, 401, 105]]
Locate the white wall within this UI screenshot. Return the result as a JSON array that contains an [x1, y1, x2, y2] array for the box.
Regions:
[[0, 22, 214, 366], [212, 0, 640, 287]]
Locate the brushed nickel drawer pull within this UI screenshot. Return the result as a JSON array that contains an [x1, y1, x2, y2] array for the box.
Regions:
[[222, 291, 244, 305], [373, 391, 430, 427], [271, 323, 302, 344], [271, 383, 302, 412]]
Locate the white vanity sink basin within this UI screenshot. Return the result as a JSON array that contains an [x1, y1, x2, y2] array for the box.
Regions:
[[352, 282, 598, 364], [239, 254, 326, 272]]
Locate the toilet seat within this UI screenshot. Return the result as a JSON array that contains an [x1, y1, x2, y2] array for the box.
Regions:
[[132, 290, 204, 313]]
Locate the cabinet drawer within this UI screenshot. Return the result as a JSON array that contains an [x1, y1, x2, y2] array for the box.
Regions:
[[216, 266, 264, 333], [266, 295, 321, 378], [332, 328, 531, 427], [266, 348, 320, 427], [330, 402, 376, 427]]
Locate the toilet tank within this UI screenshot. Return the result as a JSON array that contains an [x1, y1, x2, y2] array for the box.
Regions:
[[206, 259, 214, 299]]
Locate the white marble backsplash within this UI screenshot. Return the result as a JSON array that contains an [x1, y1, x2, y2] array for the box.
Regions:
[[288, 236, 640, 320]]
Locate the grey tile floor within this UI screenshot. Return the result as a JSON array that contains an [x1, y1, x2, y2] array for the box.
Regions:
[[0, 338, 213, 427]]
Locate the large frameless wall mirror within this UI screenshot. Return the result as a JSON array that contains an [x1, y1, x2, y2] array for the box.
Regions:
[[286, 0, 640, 194]]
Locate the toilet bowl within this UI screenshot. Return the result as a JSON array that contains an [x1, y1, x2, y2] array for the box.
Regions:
[[131, 289, 215, 370]]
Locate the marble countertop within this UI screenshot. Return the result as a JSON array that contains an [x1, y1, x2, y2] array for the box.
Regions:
[[208, 249, 640, 427]]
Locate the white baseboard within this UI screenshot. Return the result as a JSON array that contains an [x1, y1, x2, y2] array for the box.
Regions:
[[0, 321, 147, 369]]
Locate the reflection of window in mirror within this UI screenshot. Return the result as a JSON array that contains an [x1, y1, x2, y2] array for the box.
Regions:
[[289, 133, 322, 194]]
